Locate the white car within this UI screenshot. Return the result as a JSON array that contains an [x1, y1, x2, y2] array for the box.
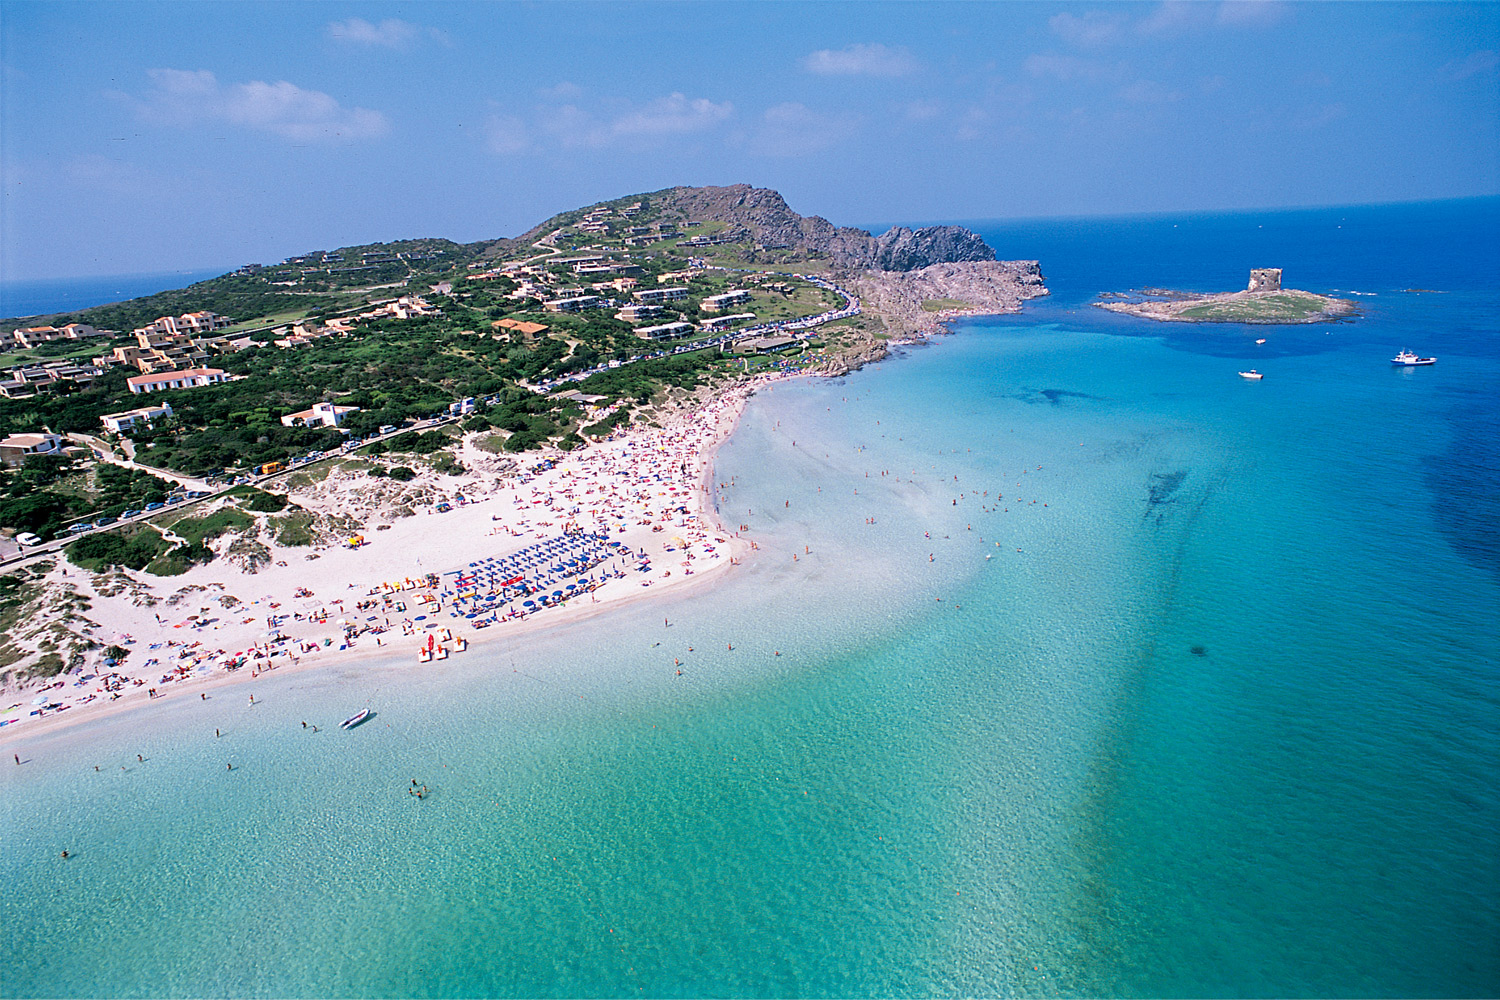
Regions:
[[15, 532, 42, 547]]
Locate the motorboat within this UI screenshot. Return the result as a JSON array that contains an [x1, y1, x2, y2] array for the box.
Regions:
[[1391, 350, 1435, 366], [340, 708, 371, 730], [1238, 370, 1264, 380]]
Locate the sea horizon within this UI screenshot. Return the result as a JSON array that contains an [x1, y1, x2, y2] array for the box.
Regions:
[[7, 194, 1497, 324], [0, 267, 233, 323]]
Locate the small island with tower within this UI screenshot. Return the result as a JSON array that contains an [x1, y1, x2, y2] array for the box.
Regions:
[[1096, 268, 1358, 324]]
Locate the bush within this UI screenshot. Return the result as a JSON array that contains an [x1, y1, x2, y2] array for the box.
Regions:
[[168, 508, 254, 547], [233, 488, 290, 512], [66, 527, 168, 571], [273, 512, 317, 546], [145, 542, 213, 576], [388, 466, 416, 482]]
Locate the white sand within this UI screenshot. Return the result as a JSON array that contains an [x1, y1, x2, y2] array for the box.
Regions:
[[0, 378, 784, 745]]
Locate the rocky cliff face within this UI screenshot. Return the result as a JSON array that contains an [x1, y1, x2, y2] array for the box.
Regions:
[[620, 184, 998, 272], [871, 226, 995, 271]]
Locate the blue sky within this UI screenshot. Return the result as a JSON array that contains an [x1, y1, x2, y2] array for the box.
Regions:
[[2, 1, 1497, 280]]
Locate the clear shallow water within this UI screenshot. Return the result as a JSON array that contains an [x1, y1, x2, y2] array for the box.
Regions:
[[3, 201, 1497, 997]]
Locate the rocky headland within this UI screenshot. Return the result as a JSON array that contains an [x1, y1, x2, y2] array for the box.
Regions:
[[854, 260, 1050, 337]]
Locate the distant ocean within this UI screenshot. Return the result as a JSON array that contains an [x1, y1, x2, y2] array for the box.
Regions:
[[3, 199, 1496, 997], [0, 268, 229, 321]]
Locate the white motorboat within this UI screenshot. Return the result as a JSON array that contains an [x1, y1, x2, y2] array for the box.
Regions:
[[1391, 349, 1436, 366], [340, 708, 371, 729], [1238, 370, 1264, 380]]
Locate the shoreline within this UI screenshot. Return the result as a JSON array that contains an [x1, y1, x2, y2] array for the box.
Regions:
[[1, 375, 787, 747]]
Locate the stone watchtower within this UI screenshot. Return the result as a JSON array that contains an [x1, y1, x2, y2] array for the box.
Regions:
[[1248, 268, 1282, 292]]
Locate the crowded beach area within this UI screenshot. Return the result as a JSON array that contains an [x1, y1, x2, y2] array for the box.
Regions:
[[0, 378, 791, 743]]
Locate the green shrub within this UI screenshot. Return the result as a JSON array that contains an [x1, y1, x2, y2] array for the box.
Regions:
[[66, 527, 169, 571]]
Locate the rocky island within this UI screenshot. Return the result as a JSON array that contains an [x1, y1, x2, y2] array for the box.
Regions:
[[1097, 268, 1357, 324]]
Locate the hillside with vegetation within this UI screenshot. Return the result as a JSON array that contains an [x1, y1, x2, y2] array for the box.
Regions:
[[2, 185, 1046, 545]]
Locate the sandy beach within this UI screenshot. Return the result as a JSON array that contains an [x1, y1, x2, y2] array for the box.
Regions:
[[0, 377, 790, 746]]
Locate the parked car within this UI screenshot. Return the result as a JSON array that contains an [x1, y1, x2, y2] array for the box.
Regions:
[[94, 517, 116, 527], [68, 524, 92, 535], [144, 502, 165, 511], [122, 509, 142, 518], [186, 491, 208, 499], [15, 532, 42, 547]]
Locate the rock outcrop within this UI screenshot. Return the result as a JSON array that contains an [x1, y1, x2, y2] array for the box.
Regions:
[[519, 184, 999, 273], [870, 226, 995, 271], [854, 260, 1049, 337]]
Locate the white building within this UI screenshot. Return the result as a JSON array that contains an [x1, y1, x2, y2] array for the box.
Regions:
[[101, 402, 173, 434], [544, 296, 603, 313], [699, 312, 757, 333], [634, 287, 688, 305], [615, 304, 663, 323], [701, 290, 753, 313], [0, 432, 66, 467], [126, 367, 229, 394], [634, 322, 695, 342], [280, 402, 360, 429]]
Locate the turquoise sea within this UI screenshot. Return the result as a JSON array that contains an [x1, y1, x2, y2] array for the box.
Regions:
[[3, 200, 1497, 997]]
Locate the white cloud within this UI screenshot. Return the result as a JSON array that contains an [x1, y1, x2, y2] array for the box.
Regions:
[[1291, 102, 1347, 130], [326, 18, 448, 50], [536, 104, 607, 149], [538, 81, 584, 100], [120, 69, 388, 142], [1049, 11, 1126, 47], [1117, 79, 1182, 104], [487, 93, 734, 155], [1215, 1, 1288, 28], [802, 43, 917, 77], [1438, 50, 1499, 83], [897, 99, 944, 122], [1024, 53, 1119, 83], [613, 93, 733, 137], [1138, 2, 1211, 36], [747, 102, 859, 157], [485, 114, 532, 155]]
